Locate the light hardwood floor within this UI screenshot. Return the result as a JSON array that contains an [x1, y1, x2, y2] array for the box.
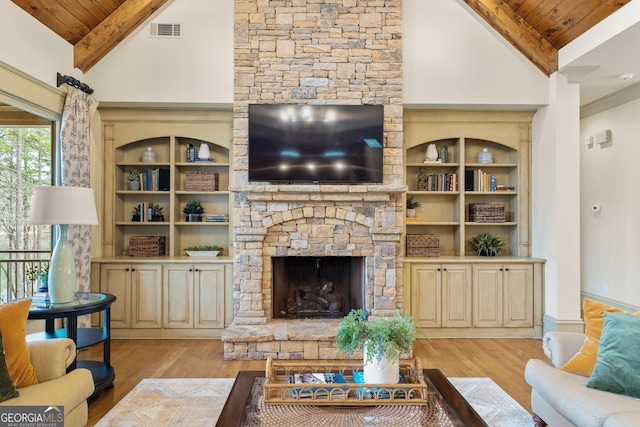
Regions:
[[80, 338, 548, 426]]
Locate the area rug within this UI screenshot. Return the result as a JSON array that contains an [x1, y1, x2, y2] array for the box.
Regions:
[[95, 377, 532, 426]]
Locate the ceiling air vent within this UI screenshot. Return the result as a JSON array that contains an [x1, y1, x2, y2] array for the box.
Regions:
[[150, 23, 182, 38]]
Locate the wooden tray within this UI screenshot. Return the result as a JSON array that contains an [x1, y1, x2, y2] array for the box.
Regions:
[[263, 358, 432, 406]]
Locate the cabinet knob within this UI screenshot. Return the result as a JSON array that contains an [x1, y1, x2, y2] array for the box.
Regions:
[[195, 268, 199, 272], [499, 267, 503, 271], [189, 268, 193, 272], [504, 267, 509, 271], [131, 268, 136, 272], [125, 268, 130, 272], [442, 268, 447, 271], [437, 268, 441, 271]]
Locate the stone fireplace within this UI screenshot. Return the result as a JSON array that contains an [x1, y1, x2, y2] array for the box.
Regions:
[[272, 256, 365, 319], [224, 0, 404, 360]]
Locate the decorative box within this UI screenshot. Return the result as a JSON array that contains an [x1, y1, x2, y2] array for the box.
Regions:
[[129, 236, 165, 257], [468, 202, 506, 223], [185, 171, 219, 191], [406, 234, 440, 257]]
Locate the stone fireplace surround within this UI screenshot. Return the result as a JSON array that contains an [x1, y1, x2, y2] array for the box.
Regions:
[[222, 186, 406, 360], [225, 0, 404, 360]]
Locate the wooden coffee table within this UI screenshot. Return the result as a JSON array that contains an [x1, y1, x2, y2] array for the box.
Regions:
[[216, 369, 487, 426]]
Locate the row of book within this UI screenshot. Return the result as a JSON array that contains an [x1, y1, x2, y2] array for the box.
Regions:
[[133, 202, 164, 222], [206, 213, 229, 222], [138, 168, 170, 191], [464, 169, 515, 192], [420, 173, 458, 192]]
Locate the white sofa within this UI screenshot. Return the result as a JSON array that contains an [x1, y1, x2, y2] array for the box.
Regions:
[[0, 339, 94, 427], [525, 331, 640, 427]]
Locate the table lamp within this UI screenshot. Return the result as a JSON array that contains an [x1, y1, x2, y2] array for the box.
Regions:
[[28, 186, 98, 304]]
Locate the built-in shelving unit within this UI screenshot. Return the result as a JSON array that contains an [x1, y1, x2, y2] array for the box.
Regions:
[[403, 110, 533, 257], [100, 108, 233, 258]]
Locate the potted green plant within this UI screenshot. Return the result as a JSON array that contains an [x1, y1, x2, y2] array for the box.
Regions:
[[182, 200, 204, 222], [406, 196, 422, 217], [469, 232, 505, 256], [26, 263, 49, 292], [128, 168, 141, 190], [185, 245, 223, 257], [336, 309, 418, 384]]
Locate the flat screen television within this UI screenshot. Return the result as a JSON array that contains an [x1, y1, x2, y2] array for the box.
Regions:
[[248, 104, 384, 183]]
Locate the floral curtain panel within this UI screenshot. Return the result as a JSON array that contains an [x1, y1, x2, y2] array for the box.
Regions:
[[60, 86, 98, 327]]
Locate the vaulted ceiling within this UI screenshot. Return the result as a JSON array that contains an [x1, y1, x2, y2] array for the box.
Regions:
[[10, 0, 632, 76], [10, 0, 168, 72]]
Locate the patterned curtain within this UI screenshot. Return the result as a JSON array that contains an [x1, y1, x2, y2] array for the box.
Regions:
[[60, 86, 98, 327]]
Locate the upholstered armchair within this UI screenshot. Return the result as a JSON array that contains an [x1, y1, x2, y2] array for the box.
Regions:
[[0, 338, 94, 427]]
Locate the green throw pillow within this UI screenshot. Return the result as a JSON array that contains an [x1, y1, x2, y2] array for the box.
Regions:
[[0, 330, 19, 402], [586, 312, 640, 398]]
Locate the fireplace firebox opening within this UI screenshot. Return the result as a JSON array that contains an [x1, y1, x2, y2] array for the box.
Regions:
[[272, 256, 364, 319]]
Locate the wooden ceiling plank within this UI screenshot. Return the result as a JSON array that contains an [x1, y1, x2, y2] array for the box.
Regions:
[[73, 0, 168, 72], [98, 0, 128, 11], [57, 0, 102, 29], [464, 0, 558, 75], [510, 0, 547, 18], [543, 0, 631, 48], [524, 0, 567, 29], [10, 0, 87, 43]]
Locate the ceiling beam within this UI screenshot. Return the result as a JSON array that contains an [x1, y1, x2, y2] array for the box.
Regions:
[[463, 0, 558, 76], [73, 0, 168, 72]]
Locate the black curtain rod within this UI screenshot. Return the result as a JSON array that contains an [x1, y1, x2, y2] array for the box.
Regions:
[[56, 72, 94, 95]]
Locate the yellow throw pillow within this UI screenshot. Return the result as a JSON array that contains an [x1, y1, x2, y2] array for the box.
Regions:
[[0, 299, 39, 388], [561, 298, 623, 377]]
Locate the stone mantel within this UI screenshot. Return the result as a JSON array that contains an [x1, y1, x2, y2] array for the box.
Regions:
[[229, 184, 408, 202]]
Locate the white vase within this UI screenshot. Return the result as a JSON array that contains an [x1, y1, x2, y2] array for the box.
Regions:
[[363, 345, 399, 384], [425, 144, 438, 162], [406, 208, 416, 217], [198, 143, 211, 160]]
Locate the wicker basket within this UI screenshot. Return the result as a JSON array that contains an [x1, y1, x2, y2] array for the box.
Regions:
[[406, 234, 440, 257], [468, 202, 506, 223], [129, 236, 165, 257], [185, 171, 219, 191]]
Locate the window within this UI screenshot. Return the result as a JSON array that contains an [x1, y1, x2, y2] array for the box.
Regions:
[[0, 102, 54, 301]]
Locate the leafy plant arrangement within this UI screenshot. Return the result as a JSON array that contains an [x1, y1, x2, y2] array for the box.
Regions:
[[335, 309, 418, 363], [469, 232, 505, 256], [182, 200, 204, 215], [184, 245, 223, 252], [128, 168, 141, 182], [26, 264, 49, 283], [406, 196, 422, 209]]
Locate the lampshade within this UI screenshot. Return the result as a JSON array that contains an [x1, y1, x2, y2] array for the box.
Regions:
[[28, 185, 98, 304], [28, 186, 98, 225]]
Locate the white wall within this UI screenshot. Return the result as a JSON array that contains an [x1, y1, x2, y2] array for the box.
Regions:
[[403, 0, 548, 107], [0, 1, 74, 88], [84, 0, 233, 104], [581, 99, 640, 308]]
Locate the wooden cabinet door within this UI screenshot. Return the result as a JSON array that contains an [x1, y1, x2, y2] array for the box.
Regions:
[[411, 264, 441, 327], [100, 264, 131, 328], [473, 264, 503, 327], [503, 264, 533, 327], [131, 264, 162, 329], [441, 264, 472, 327], [194, 264, 225, 329], [163, 265, 194, 328]]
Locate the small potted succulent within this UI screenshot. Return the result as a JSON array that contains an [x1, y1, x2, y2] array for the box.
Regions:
[[335, 309, 418, 384], [469, 232, 505, 256], [183, 200, 204, 222], [128, 168, 141, 190], [406, 196, 422, 217]]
